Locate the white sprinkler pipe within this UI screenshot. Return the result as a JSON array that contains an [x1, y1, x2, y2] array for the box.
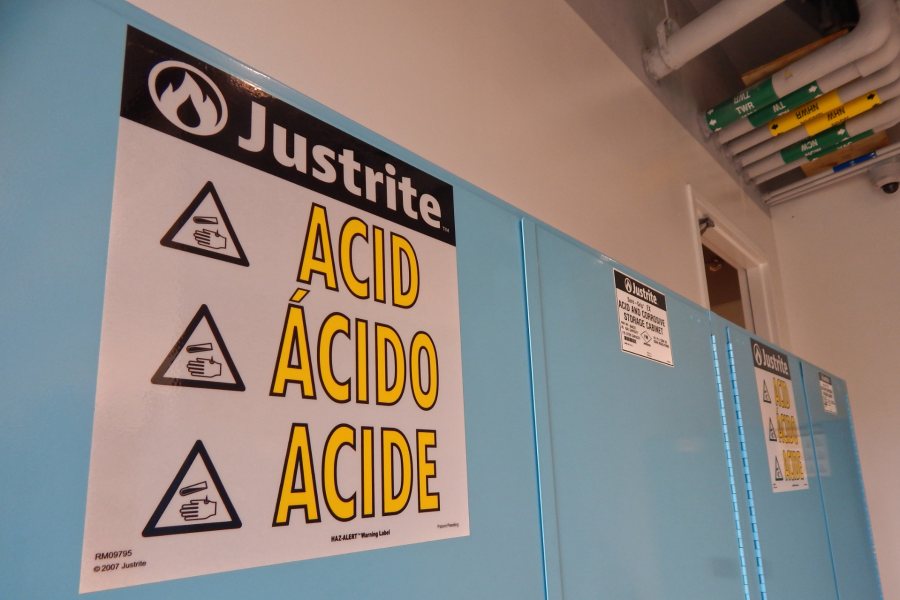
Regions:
[[703, 0, 895, 132], [728, 55, 900, 155], [736, 76, 900, 166], [764, 141, 900, 204], [643, 0, 785, 80], [720, 26, 900, 147], [746, 95, 900, 181], [768, 0, 895, 97]]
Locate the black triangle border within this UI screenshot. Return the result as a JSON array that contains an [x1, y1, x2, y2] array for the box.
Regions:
[[151, 304, 246, 391], [142, 440, 242, 537], [160, 181, 250, 267]]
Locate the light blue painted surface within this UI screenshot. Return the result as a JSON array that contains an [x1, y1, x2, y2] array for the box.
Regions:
[[0, 2, 882, 599], [714, 317, 839, 600], [523, 225, 745, 599], [1, 1, 545, 597], [799, 362, 883, 600]]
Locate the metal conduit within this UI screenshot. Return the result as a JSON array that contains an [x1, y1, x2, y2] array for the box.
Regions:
[[703, 0, 895, 132], [643, 0, 785, 80], [764, 140, 900, 204], [716, 29, 900, 144], [745, 95, 900, 180], [751, 116, 900, 183], [728, 57, 900, 155], [736, 77, 900, 166]]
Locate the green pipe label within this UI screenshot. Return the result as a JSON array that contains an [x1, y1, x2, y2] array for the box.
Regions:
[[780, 127, 873, 163], [705, 77, 777, 131], [747, 82, 822, 128]]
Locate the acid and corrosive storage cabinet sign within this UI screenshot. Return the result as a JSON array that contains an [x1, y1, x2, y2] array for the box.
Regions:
[[750, 340, 808, 492], [819, 372, 838, 415], [613, 270, 673, 366], [80, 27, 468, 592]]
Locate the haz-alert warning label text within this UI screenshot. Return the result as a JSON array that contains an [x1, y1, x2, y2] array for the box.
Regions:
[[613, 270, 673, 366], [751, 340, 808, 493], [80, 27, 468, 592], [819, 372, 837, 415]]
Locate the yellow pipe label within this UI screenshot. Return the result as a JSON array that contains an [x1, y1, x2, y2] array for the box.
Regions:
[[767, 90, 844, 136], [802, 91, 882, 137]]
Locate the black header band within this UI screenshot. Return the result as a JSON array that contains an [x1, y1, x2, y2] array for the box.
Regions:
[[120, 27, 455, 245], [613, 270, 667, 310], [750, 339, 791, 379]]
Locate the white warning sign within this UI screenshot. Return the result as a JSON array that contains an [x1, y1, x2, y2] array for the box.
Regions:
[[751, 339, 808, 492], [81, 28, 468, 592], [819, 372, 837, 415], [613, 269, 673, 366]]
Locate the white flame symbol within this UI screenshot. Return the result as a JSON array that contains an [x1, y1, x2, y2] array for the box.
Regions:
[[625, 278, 633, 293], [753, 344, 763, 365], [148, 61, 227, 136]]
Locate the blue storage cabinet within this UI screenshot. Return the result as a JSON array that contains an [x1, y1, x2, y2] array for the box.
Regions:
[[0, 1, 546, 597], [799, 363, 883, 600], [0, 2, 884, 599], [522, 223, 746, 599], [712, 316, 838, 600]]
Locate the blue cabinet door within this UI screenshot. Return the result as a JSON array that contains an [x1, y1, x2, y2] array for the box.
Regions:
[[713, 316, 838, 600], [524, 223, 745, 599], [800, 362, 883, 600]]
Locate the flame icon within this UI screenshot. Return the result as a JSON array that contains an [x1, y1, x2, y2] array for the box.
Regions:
[[148, 61, 227, 136]]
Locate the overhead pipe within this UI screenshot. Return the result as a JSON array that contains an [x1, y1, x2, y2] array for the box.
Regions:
[[751, 128, 883, 183], [764, 140, 900, 204], [735, 77, 900, 166], [715, 26, 900, 143], [643, 0, 785, 80], [744, 95, 900, 181], [703, 0, 895, 132], [728, 58, 900, 154]]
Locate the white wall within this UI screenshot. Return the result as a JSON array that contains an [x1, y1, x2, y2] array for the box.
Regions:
[[772, 176, 900, 599]]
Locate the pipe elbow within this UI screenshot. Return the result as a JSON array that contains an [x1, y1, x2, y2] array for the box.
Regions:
[[643, 46, 673, 81], [853, 22, 900, 77], [772, 0, 895, 95]]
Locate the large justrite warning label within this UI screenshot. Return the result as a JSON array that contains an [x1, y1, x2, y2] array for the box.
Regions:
[[80, 27, 468, 592], [751, 340, 808, 493], [613, 270, 673, 366]]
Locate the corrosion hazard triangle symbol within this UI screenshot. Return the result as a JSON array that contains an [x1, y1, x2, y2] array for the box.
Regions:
[[763, 381, 772, 403], [774, 457, 784, 481], [151, 304, 245, 391], [161, 181, 249, 266], [768, 418, 778, 442], [143, 440, 241, 537]]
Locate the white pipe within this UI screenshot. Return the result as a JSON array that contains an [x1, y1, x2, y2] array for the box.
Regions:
[[746, 96, 900, 180], [768, 0, 895, 96], [643, 0, 785, 80], [750, 115, 900, 184], [736, 77, 900, 166], [715, 17, 900, 144], [705, 0, 895, 133], [764, 141, 900, 204], [723, 34, 900, 150]]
